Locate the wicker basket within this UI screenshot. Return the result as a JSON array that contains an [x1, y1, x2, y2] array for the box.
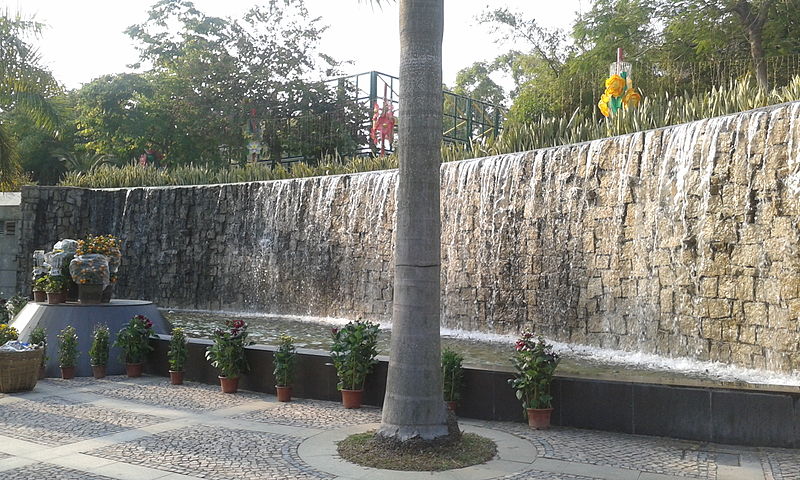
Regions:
[[0, 348, 44, 393]]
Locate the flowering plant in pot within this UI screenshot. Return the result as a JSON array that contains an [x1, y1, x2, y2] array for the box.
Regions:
[[509, 332, 560, 429], [167, 327, 188, 385], [442, 347, 464, 412], [273, 335, 296, 402], [32, 277, 48, 302], [205, 319, 249, 393], [88, 324, 110, 378], [43, 275, 69, 304], [57, 326, 79, 379], [330, 320, 379, 409], [114, 315, 155, 377], [30, 327, 47, 378]]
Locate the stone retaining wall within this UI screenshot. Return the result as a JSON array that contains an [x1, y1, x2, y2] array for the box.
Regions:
[[18, 102, 800, 373]]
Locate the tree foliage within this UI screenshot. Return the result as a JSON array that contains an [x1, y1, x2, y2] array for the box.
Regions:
[[0, 12, 61, 190]]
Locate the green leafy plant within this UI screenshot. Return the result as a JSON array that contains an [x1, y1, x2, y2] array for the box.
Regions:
[[273, 334, 296, 387], [442, 347, 465, 402], [508, 333, 560, 411], [88, 324, 110, 366], [33, 276, 48, 292], [57, 325, 79, 368], [205, 319, 249, 378], [168, 327, 188, 372], [43, 275, 69, 293], [30, 326, 47, 367], [114, 315, 155, 364], [330, 321, 380, 391]]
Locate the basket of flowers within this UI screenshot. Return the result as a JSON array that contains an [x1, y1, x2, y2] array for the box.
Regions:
[[0, 325, 43, 393]]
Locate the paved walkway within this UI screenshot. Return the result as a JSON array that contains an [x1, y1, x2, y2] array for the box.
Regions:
[[0, 376, 796, 480]]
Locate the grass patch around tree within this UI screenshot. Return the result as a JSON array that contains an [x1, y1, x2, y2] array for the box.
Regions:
[[337, 430, 497, 471]]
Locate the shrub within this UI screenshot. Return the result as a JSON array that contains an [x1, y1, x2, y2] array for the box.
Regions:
[[330, 321, 379, 391], [114, 315, 155, 364], [442, 347, 464, 402], [168, 327, 188, 371], [88, 324, 110, 366], [205, 319, 249, 378], [58, 326, 79, 368], [273, 334, 296, 387]]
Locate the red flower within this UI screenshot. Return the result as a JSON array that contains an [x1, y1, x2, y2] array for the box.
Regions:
[[232, 319, 245, 330], [331, 327, 338, 335]]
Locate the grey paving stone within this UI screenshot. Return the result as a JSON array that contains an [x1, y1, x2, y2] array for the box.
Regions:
[[0, 395, 165, 446], [235, 398, 382, 429], [491, 469, 602, 479], [481, 422, 716, 479], [85, 424, 334, 480], [761, 449, 800, 480], [4, 463, 118, 479], [87, 380, 264, 412]]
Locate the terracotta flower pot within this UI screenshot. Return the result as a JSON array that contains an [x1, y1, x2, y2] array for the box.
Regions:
[[219, 376, 239, 394], [33, 291, 46, 302], [446, 400, 458, 412], [169, 370, 184, 385], [60, 366, 76, 379], [125, 363, 143, 378], [341, 389, 364, 409], [91, 365, 106, 379], [526, 408, 554, 430], [276, 385, 292, 402], [78, 284, 103, 304], [47, 292, 66, 304]]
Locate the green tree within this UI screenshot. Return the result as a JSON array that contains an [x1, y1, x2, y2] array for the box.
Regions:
[[658, 0, 797, 91], [0, 13, 60, 190], [376, 0, 452, 443], [124, 0, 357, 165]]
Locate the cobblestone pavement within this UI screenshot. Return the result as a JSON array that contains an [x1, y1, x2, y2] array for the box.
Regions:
[[0, 375, 795, 480]]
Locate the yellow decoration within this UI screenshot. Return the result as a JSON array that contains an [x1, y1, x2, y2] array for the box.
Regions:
[[598, 98, 610, 118], [622, 88, 642, 108], [604, 74, 625, 97]]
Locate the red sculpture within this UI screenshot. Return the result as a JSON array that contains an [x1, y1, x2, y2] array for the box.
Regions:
[[370, 85, 395, 156]]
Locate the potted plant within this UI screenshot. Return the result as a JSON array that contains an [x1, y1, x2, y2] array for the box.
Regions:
[[30, 326, 48, 379], [32, 277, 48, 302], [88, 324, 110, 378], [44, 275, 69, 304], [330, 320, 379, 409], [114, 315, 155, 377], [205, 319, 249, 393], [509, 332, 560, 429], [442, 347, 464, 412], [273, 335, 296, 402], [57, 325, 79, 379], [167, 327, 188, 385]]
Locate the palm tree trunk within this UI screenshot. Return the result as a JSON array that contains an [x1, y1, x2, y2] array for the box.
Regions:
[[377, 0, 450, 442]]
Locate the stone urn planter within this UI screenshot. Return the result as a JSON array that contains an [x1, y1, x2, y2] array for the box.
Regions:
[[78, 284, 103, 304], [219, 376, 239, 394], [276, 385, 292, 402], [101, 284, 114, 303], [341, 389, 364, 409], [526, 408, 554, 430]]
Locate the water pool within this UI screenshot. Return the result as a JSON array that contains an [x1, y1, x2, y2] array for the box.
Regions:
[[163, 310, 800, 390]]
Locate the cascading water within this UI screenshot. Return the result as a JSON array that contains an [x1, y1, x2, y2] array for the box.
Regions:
[[17, 101, 800, 376]]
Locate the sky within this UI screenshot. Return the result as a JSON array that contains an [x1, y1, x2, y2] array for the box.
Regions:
[[3, 0, 584, 91]]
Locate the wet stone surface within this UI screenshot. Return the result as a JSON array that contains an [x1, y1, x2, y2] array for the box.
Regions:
[[235, 398, 382, 429], [0, 395, 164, 446], [85, 424, 333, 480]]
